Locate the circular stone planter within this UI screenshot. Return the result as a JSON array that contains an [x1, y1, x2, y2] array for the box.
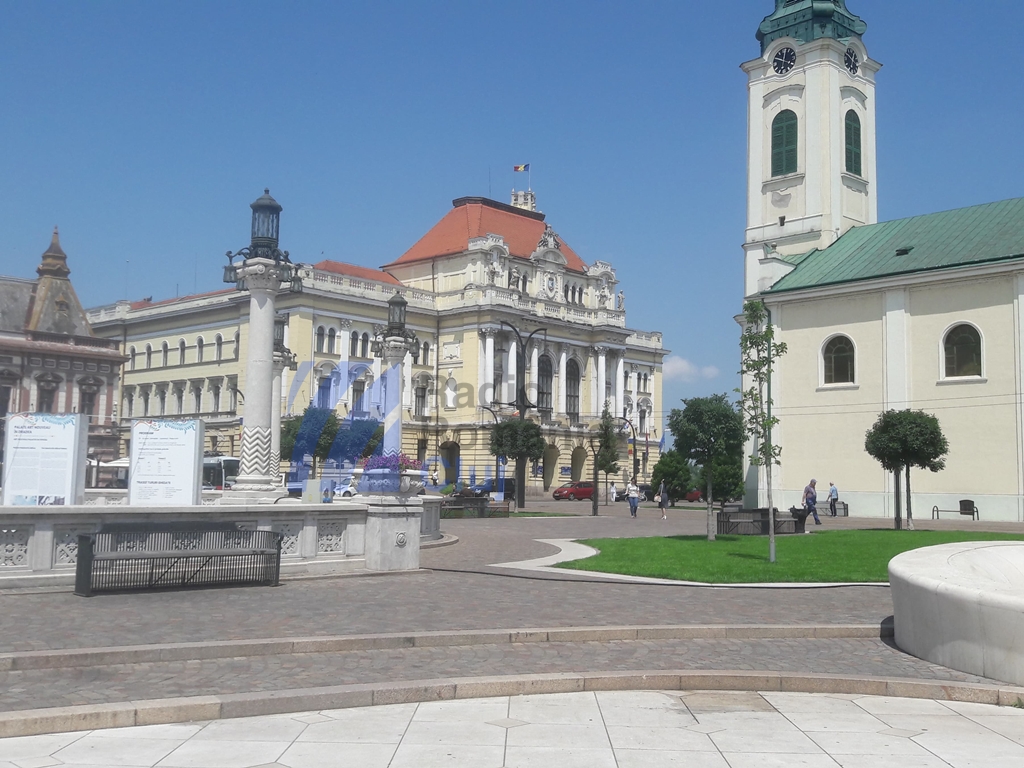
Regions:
[[890, 541, 1024, 685]]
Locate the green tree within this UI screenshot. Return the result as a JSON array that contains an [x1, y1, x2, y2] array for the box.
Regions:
[[490, 419, 546, 509], [328, 419, 383, 464], [865, 409, 949, 530], [697, 450, 744, 503], [668, 394, 744, 541], [737, 299, 787, 563], [595, 403, 621, 507], [280, 406, 340, 477], [651, 450, 691, 506]]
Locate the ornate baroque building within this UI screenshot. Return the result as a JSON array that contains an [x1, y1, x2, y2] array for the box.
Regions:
[[742, 1, 1024, 521], [0, 230, 124, 469], [87, 192, 667, 494]]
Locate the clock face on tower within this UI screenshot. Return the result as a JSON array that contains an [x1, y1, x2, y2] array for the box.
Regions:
[[845, 48, 860, 75], [772, 47, 796, 75]]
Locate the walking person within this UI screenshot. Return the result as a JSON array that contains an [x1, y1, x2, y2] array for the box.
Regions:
[[626, 477, 640, 518], [609, 481, 618, 505], [828, 481, 839, 517], [657, 479, 668, 520], [803, 478, 822, 526]]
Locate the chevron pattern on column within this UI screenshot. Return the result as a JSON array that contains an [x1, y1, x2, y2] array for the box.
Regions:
[[240, 426, 273, 478]]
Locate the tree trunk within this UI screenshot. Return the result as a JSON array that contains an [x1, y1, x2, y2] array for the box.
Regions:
[[515, 457, 527, 511], [893, 469, 902, 530], [706, 470, 716, 541], [905, 464, 914, 530]]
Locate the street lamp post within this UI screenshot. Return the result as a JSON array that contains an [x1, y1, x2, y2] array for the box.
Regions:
[[479, 405, 504, 500], [374, 292, 418, 458], [587, 429, 600, 517], [615, 416, 641, 481], [498, 320, 546, 511], [222, 190, 304, 501]]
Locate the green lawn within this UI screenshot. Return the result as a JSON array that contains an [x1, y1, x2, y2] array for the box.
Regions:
[[556, 530, 1024, 583]]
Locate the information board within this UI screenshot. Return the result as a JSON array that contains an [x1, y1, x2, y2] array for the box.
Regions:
[[2, 413, 88, 506], [129, 420, 204, 506]]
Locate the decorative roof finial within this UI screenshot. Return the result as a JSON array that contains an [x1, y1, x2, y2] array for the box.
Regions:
[[37, 226, 71, 278]]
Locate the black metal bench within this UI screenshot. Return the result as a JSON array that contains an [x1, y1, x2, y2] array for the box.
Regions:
[[74, 522, 282, 597], [932, 499, 979, 521], [440, 497, 489, 518]]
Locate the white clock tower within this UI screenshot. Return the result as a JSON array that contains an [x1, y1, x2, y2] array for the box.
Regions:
[[742, 0, 880, 297]]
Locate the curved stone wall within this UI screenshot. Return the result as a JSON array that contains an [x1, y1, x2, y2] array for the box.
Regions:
[[890, 541, 1024, 685]]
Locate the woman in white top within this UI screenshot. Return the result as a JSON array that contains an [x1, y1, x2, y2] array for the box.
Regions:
[[626, 478, 640, 518]]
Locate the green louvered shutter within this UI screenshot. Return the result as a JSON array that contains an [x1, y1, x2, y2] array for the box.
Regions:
[[845, 110, 862, 176], [771, 111, 798, 177]]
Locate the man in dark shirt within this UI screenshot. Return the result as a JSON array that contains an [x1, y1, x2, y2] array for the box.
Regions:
[[803, 478, 822, 526]]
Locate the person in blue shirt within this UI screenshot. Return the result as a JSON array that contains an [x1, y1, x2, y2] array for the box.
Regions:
[[828, 482, 839, 517]]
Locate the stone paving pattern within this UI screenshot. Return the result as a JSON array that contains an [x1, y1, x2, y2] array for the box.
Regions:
[[0, 637, 996, 713], [6, 690, 1024, 768]]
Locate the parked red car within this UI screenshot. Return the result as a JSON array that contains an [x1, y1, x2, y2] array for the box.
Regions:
[[685, 489, 704, 502], [552, 481, 595, 501]]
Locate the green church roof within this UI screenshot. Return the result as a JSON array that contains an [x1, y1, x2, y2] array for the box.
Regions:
[[757, 0, 867, 54], [765, 197, 1024, 295]]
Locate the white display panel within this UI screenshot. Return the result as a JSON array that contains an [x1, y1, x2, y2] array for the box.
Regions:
[[3, 413, 88, 506], [129, 420, 204, 506]]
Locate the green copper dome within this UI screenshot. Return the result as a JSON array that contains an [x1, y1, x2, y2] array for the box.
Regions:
[[756, 0, 867, 54]]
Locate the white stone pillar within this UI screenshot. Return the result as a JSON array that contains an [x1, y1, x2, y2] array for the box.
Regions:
[[597, 346, 607, 414], [381, 338, 407, 456], [271, 357, 285, 479], [558, 346, 567, 414], [529, 343, 539, 408], [230, 258, 286, 495], [589, 349, 598, 416], [506, 339, 517, 405], [615, 354, 625, 420], [483, 329, 495, 406], [403, 349, 413, 408], [338, 319, 351, 404]]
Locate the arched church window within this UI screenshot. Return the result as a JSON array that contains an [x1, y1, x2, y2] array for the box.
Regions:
[[845, 110, 862, 176], [316, 326, 325, 353], [566, 359, 581, 423], [944, 324, 982, 378], [771, 110, 798, 177], [823, 336, 856, 384], [537, 355, 553, 412]]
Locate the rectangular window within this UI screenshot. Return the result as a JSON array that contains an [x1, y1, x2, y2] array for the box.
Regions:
[[352, 381, 367, 418], [414, 386, 426, 417]]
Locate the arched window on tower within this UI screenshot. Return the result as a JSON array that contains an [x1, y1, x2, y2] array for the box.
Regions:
[[823, 336, 856, 385], [316, 326, 325, 353], [771, 110, 798, 177], [537, 355, 553, 413], [845, 110, 862, 176], [566, 359, 581, 424], [944, 324, 982, 378]]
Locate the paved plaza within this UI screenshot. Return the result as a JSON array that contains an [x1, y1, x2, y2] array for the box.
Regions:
[[2, 503, 1024, 759], [6, 690, 1024, 768]]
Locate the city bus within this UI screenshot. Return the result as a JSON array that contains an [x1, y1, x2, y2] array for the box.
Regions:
[[202, 456, 240, 490]]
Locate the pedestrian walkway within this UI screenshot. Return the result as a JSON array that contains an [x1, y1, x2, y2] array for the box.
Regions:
[[5, 690, 1024, 767]]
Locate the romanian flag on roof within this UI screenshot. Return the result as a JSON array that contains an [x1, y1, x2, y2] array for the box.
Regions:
[[513, 164, 530, 172]]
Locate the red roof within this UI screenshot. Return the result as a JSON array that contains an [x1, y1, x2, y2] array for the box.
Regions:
[[385, 198, 589, 273], [313, 260, 403, 285]]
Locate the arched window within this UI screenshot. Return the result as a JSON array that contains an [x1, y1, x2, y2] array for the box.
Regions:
[[327, 328, 336, 354], [179, 339, 187, 365], [215, 334, 223, 361], [196, 337, 205, 363], [350, 331, 359, 357], [316, 326, 325, 353], [161, 342, 169, 367], [360, 333, 369, 358], [944, 324, 982, 378], [823, 336, 856, 384], [771, 110, 798, 177], [538, 355, 553, 412], [234, 331, 240, 360], [566, 359, 581, 422], [423, 342, 430, 366], [145, 344, 152, 369], [845, 110, 862, 176], [129, 346, 137, 371]]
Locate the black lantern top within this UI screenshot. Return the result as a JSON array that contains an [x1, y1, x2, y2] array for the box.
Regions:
[[250, 188, 282, 252], [387, 292, 408, 336]]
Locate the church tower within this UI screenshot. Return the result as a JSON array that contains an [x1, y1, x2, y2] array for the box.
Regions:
[[742, 0, 880, 297]]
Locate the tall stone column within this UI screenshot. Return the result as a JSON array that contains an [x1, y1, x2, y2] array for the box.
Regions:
[[231, 259, 287, 494], [483, 329, 495, 406], [558, 345, 567, 415], [529, 343, 539, 408], [615, 354, 625, 420], [596, 346, 607, 414], [380, 338, 408, 456], [506, 339, 517, 405]]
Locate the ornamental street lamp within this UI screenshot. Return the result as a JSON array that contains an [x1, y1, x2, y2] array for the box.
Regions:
[[222, 190, 305, 500], [615, 416, 641, 481], [375, 292, 419, 457], [496, 320, 546, 511]]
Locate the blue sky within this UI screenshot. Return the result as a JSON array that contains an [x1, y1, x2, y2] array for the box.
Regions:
[[1, 1, 1021, 431]]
